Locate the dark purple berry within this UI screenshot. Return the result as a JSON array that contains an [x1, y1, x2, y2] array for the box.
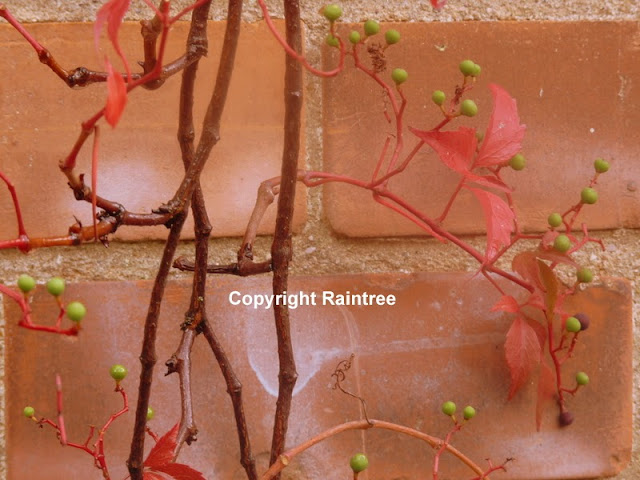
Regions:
[[574, 313, 590, 331], [558, 411, 574, 427]]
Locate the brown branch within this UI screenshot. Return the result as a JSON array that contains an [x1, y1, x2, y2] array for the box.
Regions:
[[126, 210, 188, 480], [165, 328, 198, 455], [200, 320, 257, 480], [261, 419, 490, 480], [173, 256, 273, 276], [268, 0, 303, 472]]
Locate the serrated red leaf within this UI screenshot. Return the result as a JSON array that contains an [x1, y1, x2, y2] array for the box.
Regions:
[[466, 186, 515, 260], [104, 59, 127, 128], [537, 259, 558, 318], [525, 317, 547, 350], [505, 316, 541, 399], [430, 0, 447, 9], [144, 423, 179, 469], [475, 84, 526, 168], [143, 472, 167, 480], [411, 127, 511, 192], [94, 0, 131, 51], [512, 251, 544, 291], [536, 362, 556, 431], [491, 295, 520, 313], [155, 463, 206, 480]]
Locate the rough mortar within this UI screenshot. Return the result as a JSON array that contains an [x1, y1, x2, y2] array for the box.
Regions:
[[0, 1, 638, 480]]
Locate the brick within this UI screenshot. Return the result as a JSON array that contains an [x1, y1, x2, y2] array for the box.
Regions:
[[3, 273, 632, 478], [323, 22, 640, 236], [0, 21, 306, 241]]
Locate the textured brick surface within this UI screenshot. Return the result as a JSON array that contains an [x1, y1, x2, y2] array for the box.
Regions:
[[4, 274, 632, 479], [0, 21, 306, 241], [323, 21, 640, 236]]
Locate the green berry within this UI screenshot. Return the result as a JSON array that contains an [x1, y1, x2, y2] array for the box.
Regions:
[[547, 212, 563, 228], [363, 20, 380, 36], [325, 34, 339, 48], [463, 405, 476, 420], [391, 68, 408, 85], [46, 277, 65, 297], [147, 407, 155, 421], [66, 301, 86, 323], [459, 59, 476, 76], [594, 158, 610, 173], [349, 30, 361, 44], [460, 99, 478, 117], [581, 187, 598, 205], [441, 400, 456, 416], [565, 316, 581, 333], [109, 364, 127, 382], [576, 267, 593, 283], [553, 234, 571, 253], [23, 406, 35, 418], [17, 274, 36, 293], [509, 153, 526, 171], [432, 90, 446, 106], [576, 372, 589, 386], [385, 29, 401, 45], [322, 4, 342, 22], [349, 453, 369, 473], [471, 63, 481, 76]]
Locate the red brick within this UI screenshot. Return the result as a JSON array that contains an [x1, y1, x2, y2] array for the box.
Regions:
[[4, 274, 632, 478], [323, 22, 639, 236], [0, 21, 306, 241]]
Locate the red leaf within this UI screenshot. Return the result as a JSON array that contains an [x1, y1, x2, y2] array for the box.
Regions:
[[410, 127, 511, 192], [155, 463, 206, 480], [430, 0, 447, 9], [505, 316, 541, 399], [536, 362, 556, 431], [475, 84, 526, 168], [512, 251, 544, 291], [491, 295, 520, 313], [466, 186, 515, 260], [105, 59, 127, 128], [144, 423, 179, 469], [525, 317, 547, 351], [94, 0, 131, 51], [143, 472, 167, 480]]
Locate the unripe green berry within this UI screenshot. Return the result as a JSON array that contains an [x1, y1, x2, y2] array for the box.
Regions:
[[459, 59, 476, 76], [460, 99, 478, 117], [553, 234, 571, 253], [463, 405, 476, 420], [509, 153, 526, 171], [349, 30, 361, 44], [576, 371, 589, 386], [594, 158, 609, 173], [322, 4, 342, 22], [581, 187, 598, 205], [441, 400, 456, 416], [432, 90, 446, 106], [363, 20, 380, 36], [66, 301, 86, 323], [471, 63, 481, 77], [547, 212, 563, 228], [385, 29, 401, 45], [109, 364, 127, 382], [391, 68, 408, 85], [576, 267, 593, 283], [17, 274, 36, 293], [325, 34, 339, 48], [23, 406, 35, 418], [565, 316, 581, 333], [147, 407, 155, 420], [349, 453, 369, 473], [46, 277, 65, 297]]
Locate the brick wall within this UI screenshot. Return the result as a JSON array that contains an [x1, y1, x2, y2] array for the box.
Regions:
[[1, 1, 638, 479]]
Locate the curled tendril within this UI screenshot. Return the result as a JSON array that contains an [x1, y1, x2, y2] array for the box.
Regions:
[[331, 354, 372, 426]]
